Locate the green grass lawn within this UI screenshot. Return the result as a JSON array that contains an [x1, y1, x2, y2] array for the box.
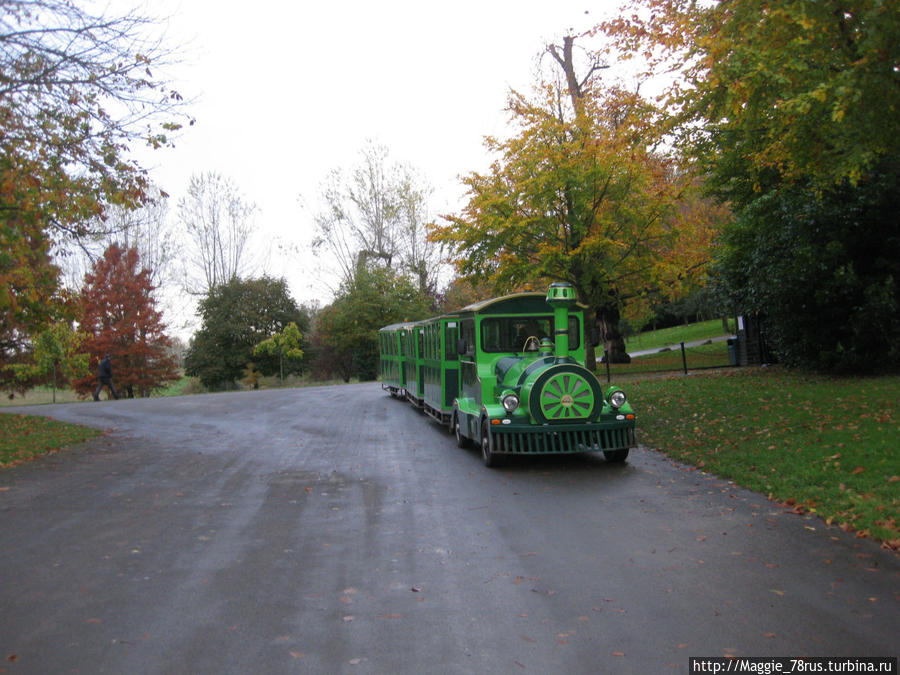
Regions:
[[622, 368, 900, 548], [0, 413, 101, 467]]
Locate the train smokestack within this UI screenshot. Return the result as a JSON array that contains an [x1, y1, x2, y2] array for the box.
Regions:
[[546, 282, 576, 362]]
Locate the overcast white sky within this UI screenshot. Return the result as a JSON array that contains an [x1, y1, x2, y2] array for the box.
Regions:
[[121, 0, 627, 333]]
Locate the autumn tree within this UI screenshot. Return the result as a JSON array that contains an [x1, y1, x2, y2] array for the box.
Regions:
[[177, 172, 260, 296], [73, 244, 179, 398], [312, 142, 441, 295], [184, 276, 308, 390], [0, 0, 189, 391], [431, 36, 720, 365], [602, 0, 900, 371]]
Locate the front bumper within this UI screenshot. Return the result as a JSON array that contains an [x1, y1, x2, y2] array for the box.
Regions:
[[488, 421, 636, 455]]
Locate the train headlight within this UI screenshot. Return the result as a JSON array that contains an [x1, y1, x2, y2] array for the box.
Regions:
[[608, 388, 627, 409], [501, 391, 520, 413]]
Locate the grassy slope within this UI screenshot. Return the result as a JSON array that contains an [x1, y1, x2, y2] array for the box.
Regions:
[[625, 319, 733, 352]]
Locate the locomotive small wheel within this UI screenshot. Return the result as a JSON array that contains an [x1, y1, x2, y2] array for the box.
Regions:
[[454, 412, 470, 448], [480, 419, 499, 467]]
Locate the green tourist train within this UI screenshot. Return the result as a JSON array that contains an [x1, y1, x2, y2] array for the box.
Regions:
[[378, 282, 636, 467]]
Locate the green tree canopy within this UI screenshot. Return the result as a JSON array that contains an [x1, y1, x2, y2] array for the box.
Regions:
[[253, 322, 304, 385], [5, 321, 89, 402], [602, 0, 900, 371], [715, 159, 900, 373], [184, 276, 307, 390], [312, 267, 432, 382]]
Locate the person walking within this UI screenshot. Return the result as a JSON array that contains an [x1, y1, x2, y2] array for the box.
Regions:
[[93, 354, 120, 401]]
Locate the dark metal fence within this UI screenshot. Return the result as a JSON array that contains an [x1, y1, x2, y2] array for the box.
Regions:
[[600, 336, 736, 382]]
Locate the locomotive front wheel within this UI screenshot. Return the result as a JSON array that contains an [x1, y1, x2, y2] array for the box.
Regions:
[[480, 419, 499, 468], [454, 413, 470, 449], [603, 449, 630, 463]]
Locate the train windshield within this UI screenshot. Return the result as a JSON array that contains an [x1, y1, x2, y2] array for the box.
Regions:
[[480, 316, 580, 353]]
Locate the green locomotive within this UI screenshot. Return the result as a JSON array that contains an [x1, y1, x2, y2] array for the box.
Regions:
[[378, 282, 636, 467]]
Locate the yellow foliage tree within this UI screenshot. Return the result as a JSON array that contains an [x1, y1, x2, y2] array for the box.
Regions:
[[430, 37, 724, 365]]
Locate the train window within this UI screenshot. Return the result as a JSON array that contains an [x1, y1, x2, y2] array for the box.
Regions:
[[445, 322, 458, 360], [480, 316, 581, 353], [460, 319, 475, 357]]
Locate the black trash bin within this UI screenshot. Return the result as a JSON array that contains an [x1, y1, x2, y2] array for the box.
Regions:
[[727, 338, 738, 366]]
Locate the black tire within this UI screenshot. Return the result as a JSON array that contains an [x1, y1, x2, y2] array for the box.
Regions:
[[481, 419, 500, 468], [603, 448, 630, 463], [454, 412, 470, 449]]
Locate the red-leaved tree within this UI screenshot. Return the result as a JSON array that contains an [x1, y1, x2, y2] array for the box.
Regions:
[[74, 244, 179, 398]]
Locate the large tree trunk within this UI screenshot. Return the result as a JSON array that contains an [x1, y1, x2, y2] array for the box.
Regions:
[[597, 304, 631, 364]]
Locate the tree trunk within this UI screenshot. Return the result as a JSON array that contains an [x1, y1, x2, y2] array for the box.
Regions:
[[597, 305, 631, 364]]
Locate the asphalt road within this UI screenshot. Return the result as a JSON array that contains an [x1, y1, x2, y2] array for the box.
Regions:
[[1, 383, 897, 674]]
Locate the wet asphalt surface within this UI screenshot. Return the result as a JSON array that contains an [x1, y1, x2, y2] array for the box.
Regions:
[[0, 383, 897, 674]]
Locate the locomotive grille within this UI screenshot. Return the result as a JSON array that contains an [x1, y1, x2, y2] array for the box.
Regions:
[[491, 426, 636, 454]]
